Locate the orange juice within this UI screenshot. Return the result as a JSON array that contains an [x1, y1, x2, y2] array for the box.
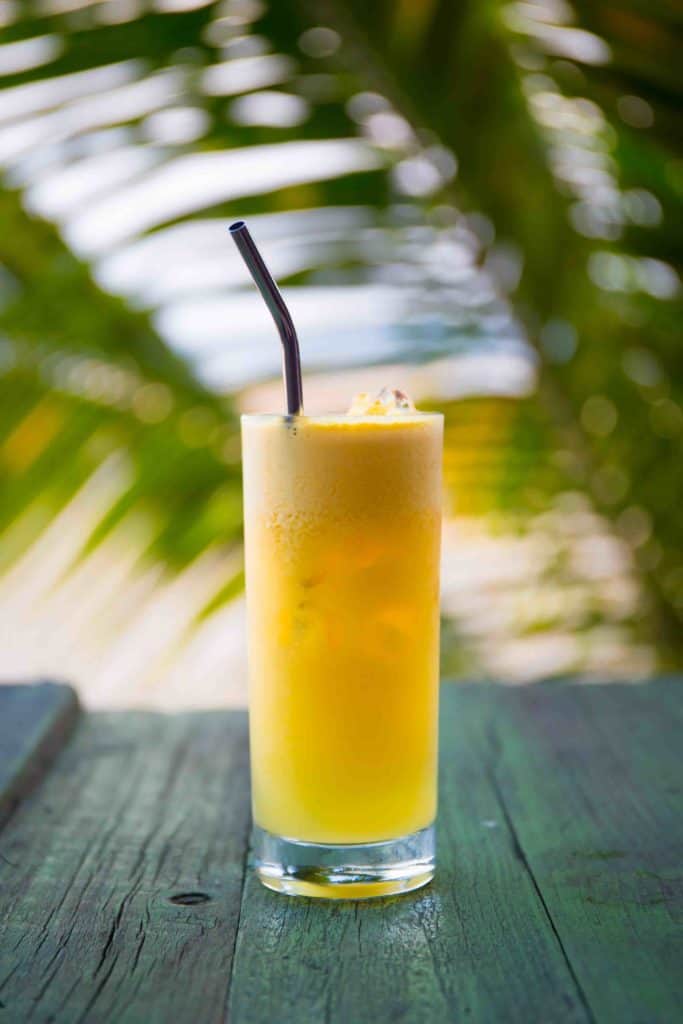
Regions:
[[242, 411, 442, 849]]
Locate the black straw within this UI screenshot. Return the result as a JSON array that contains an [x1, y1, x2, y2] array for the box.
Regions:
[[229, 220, 303, 415]]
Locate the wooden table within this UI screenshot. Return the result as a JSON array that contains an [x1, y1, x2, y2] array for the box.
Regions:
[[0, 680, 680, 1023]]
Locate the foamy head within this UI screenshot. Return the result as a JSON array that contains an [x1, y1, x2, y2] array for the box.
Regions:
[[242, 391, 442, 524]]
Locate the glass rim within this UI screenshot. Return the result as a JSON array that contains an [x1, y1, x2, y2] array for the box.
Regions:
[[240, 411, 444, 424]]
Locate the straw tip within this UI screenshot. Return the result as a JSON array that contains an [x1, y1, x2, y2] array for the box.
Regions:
[[229, 220, 246, 234]]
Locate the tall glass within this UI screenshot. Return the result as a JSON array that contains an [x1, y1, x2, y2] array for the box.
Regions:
[[241, 411, 443, 898]]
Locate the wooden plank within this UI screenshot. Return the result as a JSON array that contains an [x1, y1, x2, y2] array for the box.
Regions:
[[227, 685, 590, 1023], [0, 681, 80, 825], [0, 709, 251, 1023], [489, 678, 683, 1024], [2, 682, 679, 1023]]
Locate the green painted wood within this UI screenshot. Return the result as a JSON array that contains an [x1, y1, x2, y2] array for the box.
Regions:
[[1, 681, 680, 1023], [0, 709, 251, 1023], [227, 686, 591, 1024], [488, 678, 683, 1024], [0, 681, 80, 825]]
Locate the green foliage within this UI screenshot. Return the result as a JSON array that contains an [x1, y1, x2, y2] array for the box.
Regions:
[[340, 0, 683, 656], [0, 0, 680, 667], [0, 189, 240, 579]]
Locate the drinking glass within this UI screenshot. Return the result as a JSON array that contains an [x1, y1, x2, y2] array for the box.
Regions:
[[241, 411, 443, 898]]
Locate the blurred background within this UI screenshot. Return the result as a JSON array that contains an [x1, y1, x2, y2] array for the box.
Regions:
[[0, 0, 681, 707]]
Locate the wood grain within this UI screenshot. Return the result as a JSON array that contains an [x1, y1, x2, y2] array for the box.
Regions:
[[227, 686, 591, 1023], [0, 709, 250, 1023], [0, 682, 79, 826], [489, 679, 683, 1024], [1, 682, 681, 1023]]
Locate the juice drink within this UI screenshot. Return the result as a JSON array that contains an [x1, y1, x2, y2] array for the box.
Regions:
[[242, 408, 443, 850]]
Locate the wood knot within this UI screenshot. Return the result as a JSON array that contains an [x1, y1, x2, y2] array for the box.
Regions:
[[169, 892, 211, 905]]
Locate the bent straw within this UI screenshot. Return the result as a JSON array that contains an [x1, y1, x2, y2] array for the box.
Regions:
[[229, 220, 304, 415]]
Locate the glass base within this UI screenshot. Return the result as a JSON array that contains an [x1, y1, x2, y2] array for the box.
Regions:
[[252, 824, 435, 899]]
